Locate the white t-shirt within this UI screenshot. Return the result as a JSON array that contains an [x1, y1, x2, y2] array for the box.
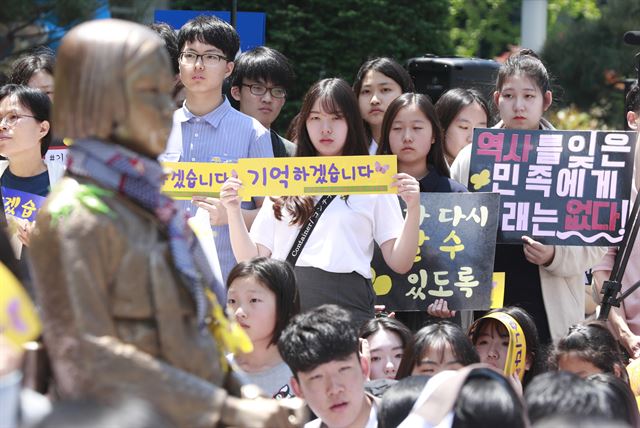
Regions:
[[250, 195, 403, 278], [227, 355, 294, 399]]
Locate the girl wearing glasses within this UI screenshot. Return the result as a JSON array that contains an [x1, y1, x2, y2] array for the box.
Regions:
[[221, 78, 420, 327], [0, 84, 63, 248]]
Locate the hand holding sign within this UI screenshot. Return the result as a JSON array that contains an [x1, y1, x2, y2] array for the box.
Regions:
[[17, 219, 35, 247], [219, 170, 243, 212], [522, 236, 555, 266], [193, 196, 228, 226], [427, 298, 457, 318], [391, 173, 420, 210]]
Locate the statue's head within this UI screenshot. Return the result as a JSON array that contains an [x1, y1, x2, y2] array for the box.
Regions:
[[54, 19, 174, 157]]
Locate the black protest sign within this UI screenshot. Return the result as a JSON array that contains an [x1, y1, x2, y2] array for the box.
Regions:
[[468, 128, 637, 246], [372, 192, 500, 311]]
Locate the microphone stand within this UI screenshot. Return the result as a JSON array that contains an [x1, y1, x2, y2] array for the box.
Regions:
[[599, 193, 640, 320], [599, 43, 640, 321]]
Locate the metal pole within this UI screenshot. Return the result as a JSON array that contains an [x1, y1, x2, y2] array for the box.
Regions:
[[231, 0, 237, 29]]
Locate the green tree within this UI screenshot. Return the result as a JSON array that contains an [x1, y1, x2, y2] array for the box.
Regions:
[[449, 0, 600, 59], [170, 0, 452, 132], [449, 0, 520, 58], [542, 0, 639, 128]]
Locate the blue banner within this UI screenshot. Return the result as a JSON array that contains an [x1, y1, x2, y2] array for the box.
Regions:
[[154, 10, 266, 53], [2, 188, 46, 222]]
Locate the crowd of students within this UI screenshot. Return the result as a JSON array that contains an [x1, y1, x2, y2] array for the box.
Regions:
[[1, 12, 640, 428]]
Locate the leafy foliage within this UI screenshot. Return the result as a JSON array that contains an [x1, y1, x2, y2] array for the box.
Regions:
[[542, 0, 640, 128], [449, 0, 520, 58]]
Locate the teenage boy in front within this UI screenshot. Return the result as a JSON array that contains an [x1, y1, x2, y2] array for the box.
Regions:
[[161, 15, 273, 282], [278, 305, 378, 428], [230, 46, 296, 157]]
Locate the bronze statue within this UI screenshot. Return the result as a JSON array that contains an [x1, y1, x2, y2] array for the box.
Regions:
[[29, 19, 303, 428]]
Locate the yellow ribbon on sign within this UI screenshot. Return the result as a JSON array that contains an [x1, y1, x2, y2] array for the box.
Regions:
[[478, 312, 527, 380], [0, 263, 41, 346]]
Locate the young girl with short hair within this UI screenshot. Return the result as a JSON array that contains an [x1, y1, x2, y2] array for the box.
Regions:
[[221, 78, 420, 328], [450, 50, 606, 344], [226, 257, 300, 398], [435, 88, 490, 166], [353, 58, 415, 154]]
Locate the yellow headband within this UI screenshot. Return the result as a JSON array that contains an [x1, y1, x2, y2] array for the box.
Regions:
[[476, 312, 527, 380]]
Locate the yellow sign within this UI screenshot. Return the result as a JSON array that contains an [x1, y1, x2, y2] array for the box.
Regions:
[[490, 272, 505, 309], [0, 263, 41, 346], [162, 162, 236, 200], [162, 155, 398, 200]]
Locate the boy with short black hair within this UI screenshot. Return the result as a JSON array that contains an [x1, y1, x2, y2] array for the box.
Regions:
[[161, 15, 273, 282], [230, 46, 296, 157], [278, 305, 378, 428]]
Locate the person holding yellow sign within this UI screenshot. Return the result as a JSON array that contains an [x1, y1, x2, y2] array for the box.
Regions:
[[27, 19, 304, 428], [221, 78, 420, 328]]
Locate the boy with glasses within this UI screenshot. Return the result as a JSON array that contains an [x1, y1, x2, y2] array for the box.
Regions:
[[161, 15, 273, 283], [230, 47, 296, 157]]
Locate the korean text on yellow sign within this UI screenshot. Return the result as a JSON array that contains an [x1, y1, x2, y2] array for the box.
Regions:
[[162, 155, 398, 200]]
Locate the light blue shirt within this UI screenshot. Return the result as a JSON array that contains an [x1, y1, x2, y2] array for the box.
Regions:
[[160, 97, 273, 282]]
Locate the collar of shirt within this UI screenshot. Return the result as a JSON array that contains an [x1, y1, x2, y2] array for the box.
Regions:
[[175, 96, 232, 128], [419, 168, 442, 193]]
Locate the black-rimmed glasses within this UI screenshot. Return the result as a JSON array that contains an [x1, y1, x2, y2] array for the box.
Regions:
[[242, 83, 287, 99], [179, 52, 228, 66]]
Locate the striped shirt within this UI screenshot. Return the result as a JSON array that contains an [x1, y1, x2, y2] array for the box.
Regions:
[[160, 97, 273, 282]]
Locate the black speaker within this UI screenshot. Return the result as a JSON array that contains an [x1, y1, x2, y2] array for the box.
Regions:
[[406, 54, 501, 104]]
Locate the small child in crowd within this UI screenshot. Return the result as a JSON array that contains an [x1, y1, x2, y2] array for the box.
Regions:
[[226, 257, 300, 398]]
